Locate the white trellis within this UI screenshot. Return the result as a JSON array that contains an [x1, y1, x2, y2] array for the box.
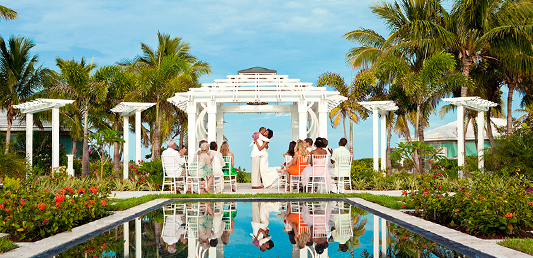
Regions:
[[359, 101, 399, 172], [111, 102, 155, 179], [442, 97, 497, 177], [13, 99, 75, 174], [167, 68, 347, 157]]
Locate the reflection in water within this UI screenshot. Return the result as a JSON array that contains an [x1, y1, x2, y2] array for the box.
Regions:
[[56, 201, 465, 258]]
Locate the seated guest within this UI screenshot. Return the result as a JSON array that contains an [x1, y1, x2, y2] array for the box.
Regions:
[[220, 141, 237, 192], [304, 138, 314, 153], [280, 141, 296, 173], [301, 138, 333, 192], [331, 138, 350, 193], [195, 142, 214, 194], [161, 139, 187, 193], [210, 141, 225, 193], [286, 140, 309, 186], [323, 138, 337, 191], [192, 140, 208, 161]]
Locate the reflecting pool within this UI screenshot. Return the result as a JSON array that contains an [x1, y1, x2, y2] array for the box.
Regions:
[[54, 201, 465, 258]]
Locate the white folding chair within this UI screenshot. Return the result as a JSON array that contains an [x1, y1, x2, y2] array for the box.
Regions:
[[212, 155, 225, 194], [186, 157, 205, 194], [222, 202, 237, 231], [277, 155, 291, 192], [306, 155, 328, 193], [289, 155, 307, 193], [334, 155, 353, 192], [161, 154, 186, 193], [222, 156, 237, 192]]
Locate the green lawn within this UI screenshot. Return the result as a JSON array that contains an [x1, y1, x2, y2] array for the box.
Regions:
[[499, 238, 533, 255], [0, 238, 17, 254], [108, 192, 409, 211]]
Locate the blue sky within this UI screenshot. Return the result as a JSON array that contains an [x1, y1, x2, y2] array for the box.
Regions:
[[3, 0, 522, 170]]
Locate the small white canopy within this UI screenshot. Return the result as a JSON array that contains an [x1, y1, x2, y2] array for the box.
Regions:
[[399, 118, 506, 142], [14, 98, 75, 113], [442, 97, 497, 111]]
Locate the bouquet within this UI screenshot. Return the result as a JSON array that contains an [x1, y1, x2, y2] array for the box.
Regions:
[[252, 133, 259, 140]]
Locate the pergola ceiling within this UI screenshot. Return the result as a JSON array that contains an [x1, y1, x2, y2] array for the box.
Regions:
[[13, 98, 75, 113], [359, 101, 399, 112], [110, 102, 155, 117], [442, 97, 497, 111]]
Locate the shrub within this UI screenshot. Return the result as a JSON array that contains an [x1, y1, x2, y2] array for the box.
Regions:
[[485, 125, 533, 179], [351, 158, 374, 181], [140, 158, 163, 186], [0, 150, 27, 181], [406, 172, 533, 237], [236, 166, 249, 183], [0, 238, 17, 253], [0, 173, 111, 241]]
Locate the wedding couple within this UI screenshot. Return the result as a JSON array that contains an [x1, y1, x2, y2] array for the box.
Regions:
[[250, 127, 278, 189]]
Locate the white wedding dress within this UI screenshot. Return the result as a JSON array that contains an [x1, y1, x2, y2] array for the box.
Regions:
[[260, 150, 279, 188]]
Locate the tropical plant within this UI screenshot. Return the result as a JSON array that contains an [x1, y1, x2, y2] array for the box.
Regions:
[[87, 129, 125, 178], [0, 5, 17, 21], [122, 32, 210, 159], [0, 36, 45, 153], [390, 141, 445, 175], [50, 57, 108, 177]]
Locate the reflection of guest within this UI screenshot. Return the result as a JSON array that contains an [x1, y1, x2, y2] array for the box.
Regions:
[[286, 203, 310, 249], [302, 202, 334, 254], [161, 213, 187, 254]]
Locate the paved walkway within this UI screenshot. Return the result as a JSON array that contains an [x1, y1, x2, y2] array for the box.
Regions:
[[110, 182, 404, 198]]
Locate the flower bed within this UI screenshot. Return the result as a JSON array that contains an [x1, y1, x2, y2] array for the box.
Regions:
[[0, 173, 110, 242]]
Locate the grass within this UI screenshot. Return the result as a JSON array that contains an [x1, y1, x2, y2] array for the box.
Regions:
[[499, 238, 533, 255], [0, 238, 17, 254], [107, 192, 410, 211]]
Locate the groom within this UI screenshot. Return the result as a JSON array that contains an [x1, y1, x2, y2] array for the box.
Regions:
[[251, 127, 268, 189]]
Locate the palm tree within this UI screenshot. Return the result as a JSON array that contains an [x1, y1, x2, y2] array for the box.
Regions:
[[0, 5, 17, 21], [122, 32, 210, 159], [0, 36, 44, 153], [51, 57, 108, 177]]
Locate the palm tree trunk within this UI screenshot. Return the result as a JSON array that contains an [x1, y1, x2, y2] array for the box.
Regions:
[[82, 103, 90, 177], [417, 106, 425, 174], [507, 82, 515, 136], [386, 118, 392, 170], [349, 120, 353, 155], [343, 116, 347, 145], [461, 55, 473, 97], [4, 109, 13, 154], [71, 139, 77, 155], [113, 120, 121, 177], [153, 103, 161, 159], [486, 109, 495, 147], [179, 124, 184, 148]]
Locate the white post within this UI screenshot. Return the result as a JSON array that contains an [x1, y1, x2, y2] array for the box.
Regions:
[[216, 108, 224, 145], [373, 215, 379, 258], [373, 106, 379, 172], [123, 222, 129, 258], [380, 112, 387, 173], [135, 217, 141, 257], [457, 105, 464, 178], [381, 218, 387, 256], [52, 107, 60, 169], [26, 112, 33, 168], [477, 111, 485, 171], [66, 155, 74, 176], [298, 99, 308, 139], [207, 101, 217, 143], [187, 103, 197, 157], [318, 98, 328, 138], [291, 111, 299, 141], [135, 110, 141, 165], [123, 116, 129, 179], [209, 247, 216, 258]]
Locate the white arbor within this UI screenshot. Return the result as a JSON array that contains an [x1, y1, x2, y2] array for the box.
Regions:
[[442, 97, 497, 177], [167, 68, 346, 157], [13, 98, 75, 173], [111, 102, 155, 179], [359, 101, 399, 172]]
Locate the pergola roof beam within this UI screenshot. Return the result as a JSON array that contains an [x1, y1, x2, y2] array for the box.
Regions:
[[13, 98, 75, 113], [442, 97, 497, 111], [110, 102, 156, 117], [359, 101, 399, 113]]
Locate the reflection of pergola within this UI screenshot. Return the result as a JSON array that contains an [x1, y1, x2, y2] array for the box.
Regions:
[[13, 98, 75, 171], [168, 67, 346, 156], [442, 97, 497, 177]]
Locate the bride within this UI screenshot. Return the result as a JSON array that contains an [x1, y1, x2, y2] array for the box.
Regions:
[[254, 129, 278, 188]]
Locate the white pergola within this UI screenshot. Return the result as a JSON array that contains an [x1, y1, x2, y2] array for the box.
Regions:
[[167, 67, 347, 157], [359, 101, 399, 172], [13, 99, 75, 172], [442, 97, 497, 176], [111, 102, 155, 179]]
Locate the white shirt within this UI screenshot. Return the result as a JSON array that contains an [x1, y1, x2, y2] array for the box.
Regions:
[[210, 150, 225, 176], [161, 148, 185, 174], [251, 134, 271, 157]]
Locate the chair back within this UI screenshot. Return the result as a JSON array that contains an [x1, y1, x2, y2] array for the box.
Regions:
[[311, 155, 327, 176], [222, 156, 232, 170], [284, 155, 293, 167], [298, 154, 308, 174], [335, 155, 352, 177], [161, 154, 180, 177], [187, 156, 199, 177], [212, 154, 224, 176]]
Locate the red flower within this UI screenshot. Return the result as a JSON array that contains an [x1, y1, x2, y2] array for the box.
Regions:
[[78, 188, 86, 194], [44, 189, 49, 192], [7, 192, 11, 197], [38, 203, 46, 210], [464, 192, 470, 198], [5, 208, 11, 213], [401, 204, 405, 208], [454, 209, 459, 213], [58, 189, 65, 194], [55, 202, 61, 208], [55, 194, 66, 203], [64, 187, 73, 194], [89, 187, 97, 194], [100, 243, 107, 249], [402, 190, 408, 196], [435, 185, 442, 189], [437, 194, 444, 198], [508, 224, 513, 227], [0, 204, 4, 209], [101, 200, 107, 206], [4, 216, 11, 221], [402, 235, 408, 239], [43, 219, 48, 224], [71, 199, 75, 203], [478, 196, 483, 200], [529, 202, 533, 206], [89, 200, 95, 205], [93, 171, 97, 174], [20, 199, 26, 206], [505, 213, 513, 218]]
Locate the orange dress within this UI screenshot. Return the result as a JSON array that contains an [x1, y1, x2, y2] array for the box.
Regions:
[[288, 151, 308, 175]]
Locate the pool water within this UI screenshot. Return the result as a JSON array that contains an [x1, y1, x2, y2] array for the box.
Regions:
[[55, 201, 464, 258]]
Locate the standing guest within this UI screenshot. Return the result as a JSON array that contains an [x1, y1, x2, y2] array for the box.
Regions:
[[220, 141, 237, 192], [285, 140, 309, 187], [331, 138, 350, 193], [304, 138, 314, 153], [196, 142, 214, 194], [161, 139, 187, 193]]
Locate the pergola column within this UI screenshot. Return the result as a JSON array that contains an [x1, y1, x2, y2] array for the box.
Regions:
[[372, 107, 379, 171], [187, 102, 197, 157], [477, 111, 485, 170], [373, 215, 379, 258], [135, 110, 141, 165], [123, 116, 129, 179], [52, 107, 60, 169], [380, 112, 387, 172], [298, 99, 308, 139], [381, 218, 387, 256], [216, 105, 224, 144], [135, 217, 141, 257], [123, 222, 130, 258], [207, 101, 217, 143], [318, 98, 328, 138], [25, 113, 33, 167], [291, 110, 299, 141], [457, 105, 464, 176]]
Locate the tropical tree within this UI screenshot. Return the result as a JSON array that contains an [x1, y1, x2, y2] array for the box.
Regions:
[[0, 5, 17, 21], [87, 129, 124, 178], [0, 36, 45, 153], [51, 57, 108, 177], [122, 32, 210, 159]]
